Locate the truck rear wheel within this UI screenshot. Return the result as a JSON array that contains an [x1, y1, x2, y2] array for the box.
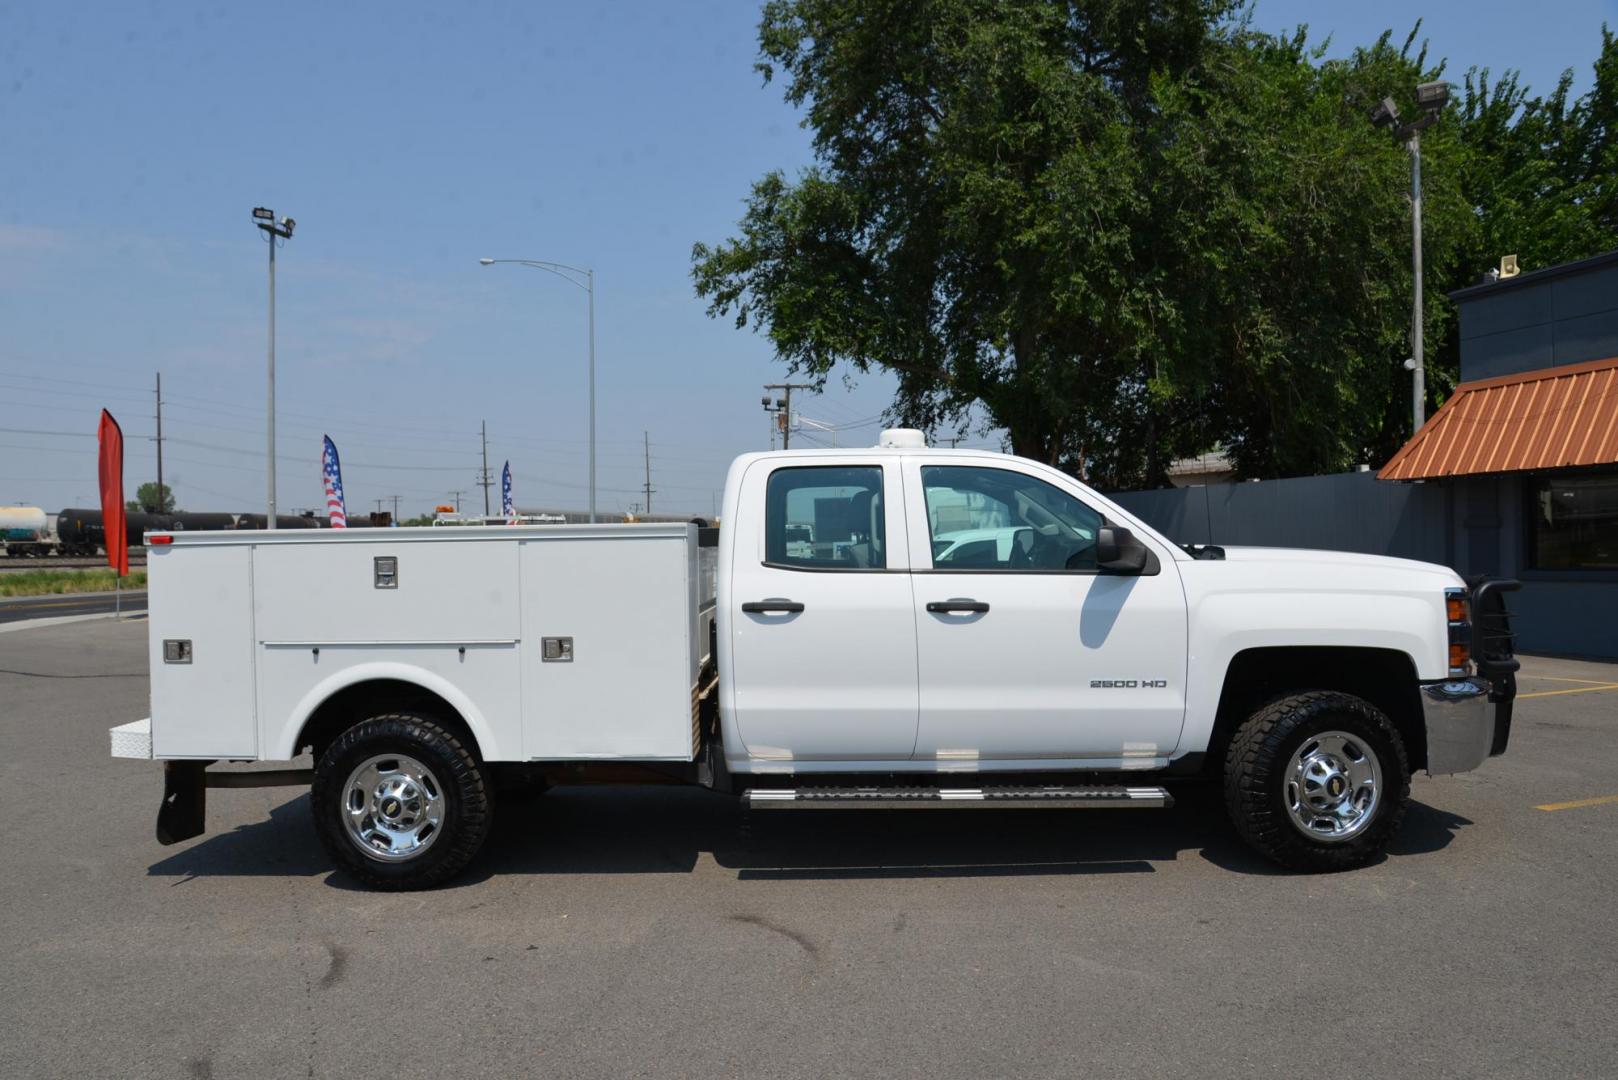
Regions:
[[1224, 691, 1409, 872], [311, 712, 492, 890]]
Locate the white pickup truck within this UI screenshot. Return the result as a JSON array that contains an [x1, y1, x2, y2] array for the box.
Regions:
[[110, 430, 1519, 888]]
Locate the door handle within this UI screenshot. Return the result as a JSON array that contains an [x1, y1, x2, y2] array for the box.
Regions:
[[741, 598, 806, 614], [926, 598, 990, 614]]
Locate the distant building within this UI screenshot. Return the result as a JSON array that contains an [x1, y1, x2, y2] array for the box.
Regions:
[[1378, 250, 1618, 656], [1165, 448, 1235, 488]]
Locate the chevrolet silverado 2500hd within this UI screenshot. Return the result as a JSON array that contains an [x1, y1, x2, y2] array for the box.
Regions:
[[109, 429, 1518, 888]]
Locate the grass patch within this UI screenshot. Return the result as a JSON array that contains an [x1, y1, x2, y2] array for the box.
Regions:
[[0, 569, 148, 597]]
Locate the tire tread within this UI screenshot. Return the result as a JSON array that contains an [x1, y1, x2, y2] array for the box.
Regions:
[[1224, 690, 1410, 872], [310, 712, 491, 890]]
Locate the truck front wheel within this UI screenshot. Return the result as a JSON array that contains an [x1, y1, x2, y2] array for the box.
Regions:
[[311, 712, 492, 890], [1224, 691, 1409, 872]]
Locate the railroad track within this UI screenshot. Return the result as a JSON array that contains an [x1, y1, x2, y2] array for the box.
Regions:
[[0, 556, 148, 573]]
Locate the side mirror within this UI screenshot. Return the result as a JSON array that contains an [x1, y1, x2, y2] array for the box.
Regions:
[[1095, 526, 1148, 574]]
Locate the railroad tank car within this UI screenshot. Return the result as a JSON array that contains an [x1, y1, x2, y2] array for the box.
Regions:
[[1, 506, 51, 556], [55, 508, 174, 553], [228, 513, 325, 530]]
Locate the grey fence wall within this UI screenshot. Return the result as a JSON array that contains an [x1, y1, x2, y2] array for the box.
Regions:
[[1109, 471, 1451, 565]]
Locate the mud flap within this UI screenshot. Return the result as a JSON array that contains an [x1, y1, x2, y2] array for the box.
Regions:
[[156, 760, 207, 845]]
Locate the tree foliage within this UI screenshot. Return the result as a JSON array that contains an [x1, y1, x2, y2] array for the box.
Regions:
[[126, 482, 176, 514], [695, 3, 1618, 485]]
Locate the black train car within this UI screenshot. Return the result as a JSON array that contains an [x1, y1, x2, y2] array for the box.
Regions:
[[53, 508, 327, 553]]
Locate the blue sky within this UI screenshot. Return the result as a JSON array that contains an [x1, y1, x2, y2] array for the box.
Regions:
[[2, 0, 1613, 518]]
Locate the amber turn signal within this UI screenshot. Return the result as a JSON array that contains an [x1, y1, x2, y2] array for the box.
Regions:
[[1446, 595, 1469, 623], [1450, 642, 1471, 670]]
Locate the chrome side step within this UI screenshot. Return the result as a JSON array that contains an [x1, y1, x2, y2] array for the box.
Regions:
[[743, 785, 1172, 810]]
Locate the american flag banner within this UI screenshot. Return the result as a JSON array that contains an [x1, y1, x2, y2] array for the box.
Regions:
[[322, 435, 348, 528], [501, 460, 516, 524]]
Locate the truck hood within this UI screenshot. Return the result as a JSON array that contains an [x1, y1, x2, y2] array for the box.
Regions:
[[1211, 545, 1462, 584]]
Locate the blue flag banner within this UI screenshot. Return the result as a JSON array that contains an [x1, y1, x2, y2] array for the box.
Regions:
[[322, 435, 348, 528], [501, 460, 515, 524]]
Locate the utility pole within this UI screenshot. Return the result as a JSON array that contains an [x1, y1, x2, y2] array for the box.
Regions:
[[389, 495, 401, 522], [642, 431, 655, 516], [763, 383, 814, 449], [448, 490, 465, 513], [477, 420, 493, 515], [154, 372, 165, 512]]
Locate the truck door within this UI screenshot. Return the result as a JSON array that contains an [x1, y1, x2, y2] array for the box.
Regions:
[[724, 459, 919, 760], [901, 461, 1187, 764]]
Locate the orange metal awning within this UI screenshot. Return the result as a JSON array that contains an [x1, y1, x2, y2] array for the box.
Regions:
[[1379, 356, 1618, 481]]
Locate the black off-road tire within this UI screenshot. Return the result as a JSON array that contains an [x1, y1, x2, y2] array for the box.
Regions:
[[1224, 691, 1410, 872], [311, 712, 492, 890]]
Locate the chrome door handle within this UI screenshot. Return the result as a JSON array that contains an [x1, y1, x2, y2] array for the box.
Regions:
[[926, 598, 989, 614], [741, 598, 805, 614]]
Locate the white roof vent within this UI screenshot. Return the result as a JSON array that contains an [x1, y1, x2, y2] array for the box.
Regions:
[[877, 428, 928, 449]]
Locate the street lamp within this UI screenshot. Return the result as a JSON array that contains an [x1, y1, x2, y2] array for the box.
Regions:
[[1371, 81, 1450, 435], [253, 207, 295, 528], [479, 257, 597, 522]]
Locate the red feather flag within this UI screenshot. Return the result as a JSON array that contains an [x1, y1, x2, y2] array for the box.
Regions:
[[97, 409, 129, 577]]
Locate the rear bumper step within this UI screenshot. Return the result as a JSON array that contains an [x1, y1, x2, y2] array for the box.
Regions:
[[743, 785, 1172, 810]]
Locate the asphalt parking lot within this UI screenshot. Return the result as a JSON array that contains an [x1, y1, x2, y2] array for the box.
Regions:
[[2, 618, 1615, 1079]]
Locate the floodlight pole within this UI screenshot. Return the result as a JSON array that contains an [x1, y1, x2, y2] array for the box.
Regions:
[[255, 209, 294, 528], [1409, 128, 1425, 435], [266, 233, 277, 528]]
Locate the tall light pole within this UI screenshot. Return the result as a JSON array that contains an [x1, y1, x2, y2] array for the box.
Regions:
[[480, 257, 596, 522], [253, 208, 295, 527], [1371, 81, 1449, 435]]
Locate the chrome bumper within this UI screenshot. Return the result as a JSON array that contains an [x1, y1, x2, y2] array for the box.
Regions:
[[1421, 677, 1499, 775]]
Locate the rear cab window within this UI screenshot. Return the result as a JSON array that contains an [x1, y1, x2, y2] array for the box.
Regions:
[[764, 466, 887, 570]]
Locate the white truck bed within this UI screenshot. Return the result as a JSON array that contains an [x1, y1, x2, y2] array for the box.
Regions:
[[143, 523, 716, 763]]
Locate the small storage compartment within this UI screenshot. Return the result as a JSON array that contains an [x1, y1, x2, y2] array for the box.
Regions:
[[520, 528, 699, 760], [148, 544, 257, 758]]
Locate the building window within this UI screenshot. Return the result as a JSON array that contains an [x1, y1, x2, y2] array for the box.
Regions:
[[1528, 471, 1618, 570]]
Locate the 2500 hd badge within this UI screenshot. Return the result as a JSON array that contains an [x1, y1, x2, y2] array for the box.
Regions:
[[1090, 679, 1170, 688]]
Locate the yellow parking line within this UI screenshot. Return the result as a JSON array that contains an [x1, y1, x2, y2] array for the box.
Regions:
[[1520, 675, 1618, 685], [1518, 684, 1618, 700], [1536, 794, 1618, 812]]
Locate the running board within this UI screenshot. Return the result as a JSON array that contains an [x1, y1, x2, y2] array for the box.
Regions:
[[743, 785, 1172, 810]]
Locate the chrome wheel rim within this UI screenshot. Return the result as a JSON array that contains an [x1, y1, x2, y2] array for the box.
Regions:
[[341, 754, 446, 863], [1283, 731, 1382, 843]]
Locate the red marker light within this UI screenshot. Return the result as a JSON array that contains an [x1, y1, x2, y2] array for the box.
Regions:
[[148, 534, 174, 545]]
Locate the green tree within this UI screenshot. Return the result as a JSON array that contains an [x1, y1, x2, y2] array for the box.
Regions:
[[125, 482, 176, 514], [1451, 27, 1618, 291], [695, 4, 1613, 485]]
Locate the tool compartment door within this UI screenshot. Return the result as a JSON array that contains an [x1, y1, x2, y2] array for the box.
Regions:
[[148, 544, 258, 758], [520, 531, 697, 760]]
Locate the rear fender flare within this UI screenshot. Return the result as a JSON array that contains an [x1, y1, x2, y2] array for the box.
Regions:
[[271, 661, 501, 761]]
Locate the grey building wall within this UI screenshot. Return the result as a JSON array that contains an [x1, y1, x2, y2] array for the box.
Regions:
[[1454, 252, 1618, 382], [1110, 471, 1450, 563], [1111, 472, 1617, 659]]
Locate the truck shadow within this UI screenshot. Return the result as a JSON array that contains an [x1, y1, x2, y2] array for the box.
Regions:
[[145, 784, 1472, 886]]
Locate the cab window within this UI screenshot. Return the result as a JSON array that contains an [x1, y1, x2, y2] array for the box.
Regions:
[[921, 465, 1101, 571], [765, 466, 886, 569]]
